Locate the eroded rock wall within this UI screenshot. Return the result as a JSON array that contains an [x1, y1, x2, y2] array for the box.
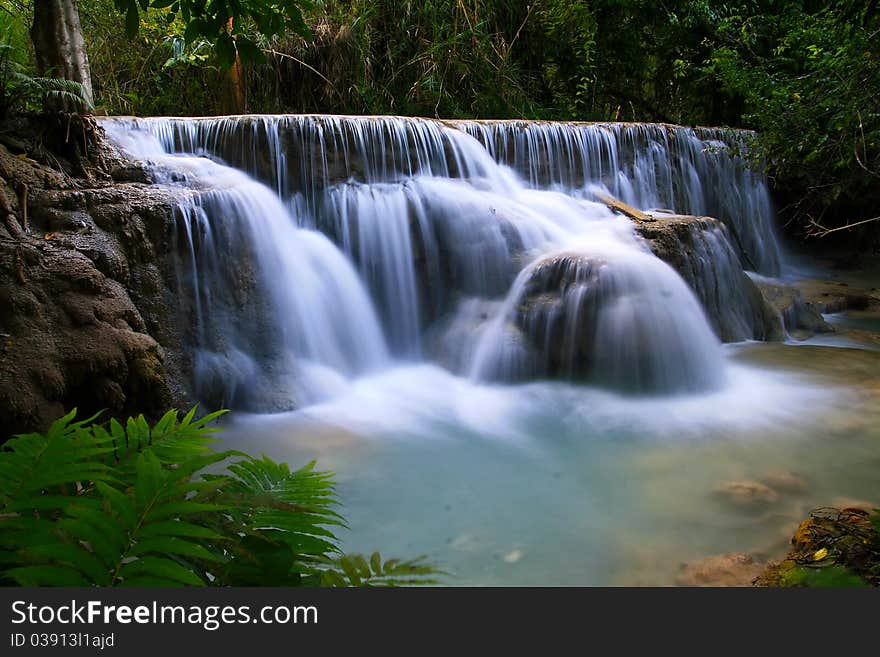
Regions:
[[0, 115, 183, 436]]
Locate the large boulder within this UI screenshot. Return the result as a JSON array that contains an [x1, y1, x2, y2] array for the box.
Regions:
[[487, 249, 726, 393], [634, 213, 784, 342]]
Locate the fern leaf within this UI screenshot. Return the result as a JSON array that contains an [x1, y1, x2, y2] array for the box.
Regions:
[[118, 556, 205, 586], [6, 565, 89, 587]]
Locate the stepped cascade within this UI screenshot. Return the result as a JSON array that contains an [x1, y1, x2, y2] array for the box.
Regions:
[[101, 115, 785, 409]]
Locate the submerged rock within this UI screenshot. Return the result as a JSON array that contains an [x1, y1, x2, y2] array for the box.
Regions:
[[676, 552, 765, 587], [759, 471, 809, 495], [713, 480, 780, 510]]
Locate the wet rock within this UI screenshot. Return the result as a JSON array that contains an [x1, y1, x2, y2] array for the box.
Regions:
[[756, 507, 880, 587], [506, 249, 724, 392], [675, 553, 765, 587], [634, 214, 783, 342], [0, 119, 186, 437], [759, 471, 809, 495], [752, 279, 832, 338], [713, 480, 780, 510]]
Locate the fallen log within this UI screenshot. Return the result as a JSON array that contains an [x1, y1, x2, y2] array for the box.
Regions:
[[592, 191, 654, 223]]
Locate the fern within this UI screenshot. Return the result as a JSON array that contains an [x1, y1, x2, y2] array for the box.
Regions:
[[17, 74, 96, 112], [318, 553, 441, 587], [0, 408, 439, 587], [0, 37, 94, 116]]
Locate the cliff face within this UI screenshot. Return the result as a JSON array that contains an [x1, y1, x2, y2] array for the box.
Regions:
[[0, 115, 184, 436]]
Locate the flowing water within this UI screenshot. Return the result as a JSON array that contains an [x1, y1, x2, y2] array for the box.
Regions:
[[101, 115, 879, 585]]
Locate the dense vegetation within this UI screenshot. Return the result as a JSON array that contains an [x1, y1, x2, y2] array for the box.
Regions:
[[0, 408, 437, 586], [2, 1, 877, 240]]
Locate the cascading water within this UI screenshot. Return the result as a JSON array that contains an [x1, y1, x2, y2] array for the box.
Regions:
[[102, 122, 389, 408], [100, 114, 786, 406], [92, 115, 880, 588]]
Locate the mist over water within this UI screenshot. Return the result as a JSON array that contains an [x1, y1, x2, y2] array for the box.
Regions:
[[101, 115, 876, 585]]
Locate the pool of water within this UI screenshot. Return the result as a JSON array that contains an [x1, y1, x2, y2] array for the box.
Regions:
[[217, 334, 880, 586]]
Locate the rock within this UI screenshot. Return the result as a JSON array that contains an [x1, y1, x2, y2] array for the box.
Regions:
[[752, 279, 832, 338], [713, 480, 780, 510], [502, 249, 726, 392], [759, 470, 809, 495], [829, 497, 878, 513], [675, 553, 765, 587], [0, 242, 173, 434], [634, 214, 784, 342], [0, 116, 187, 437], [755, 507, 880, 586]]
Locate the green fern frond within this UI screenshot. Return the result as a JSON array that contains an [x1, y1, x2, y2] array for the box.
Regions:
[[318, 553, 441, 587], [0, 407, 439, 587], [222, 457, 344, 560], [0, 409, 116, 513]]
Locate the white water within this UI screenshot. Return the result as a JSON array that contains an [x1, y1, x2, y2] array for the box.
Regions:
[[104, 115, 748, 400], [95, 115, 874, 586]]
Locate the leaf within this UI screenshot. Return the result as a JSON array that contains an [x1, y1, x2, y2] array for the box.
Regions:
[[125, 5, 140, 38], [119, 556, 205, 586], [214, 33, 237, 69]]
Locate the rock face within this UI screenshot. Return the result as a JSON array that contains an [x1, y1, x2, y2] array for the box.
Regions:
[[0, 115, 182, 436]]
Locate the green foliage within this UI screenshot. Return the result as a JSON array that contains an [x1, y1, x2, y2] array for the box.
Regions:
[[0, 408, 438, 587], [110, 0, 313, 68], [1, 39, 93, 116], [781, 565, 868, 588], [702, 1, 880, 235]]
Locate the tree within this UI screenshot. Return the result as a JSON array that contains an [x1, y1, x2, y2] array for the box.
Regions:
[[31, 0, 94, 104], [29, 0, 312, 111]]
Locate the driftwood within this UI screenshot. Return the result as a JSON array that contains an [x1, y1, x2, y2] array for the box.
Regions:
[[592, 192, 654, 222]]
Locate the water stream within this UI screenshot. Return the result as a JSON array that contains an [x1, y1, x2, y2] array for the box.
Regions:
[[101, 115, 878, 585]]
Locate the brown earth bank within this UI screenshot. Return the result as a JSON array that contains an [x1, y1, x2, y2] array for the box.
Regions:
[[0, 113, 186, 436]]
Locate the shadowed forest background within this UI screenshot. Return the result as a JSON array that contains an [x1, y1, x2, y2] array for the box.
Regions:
[[1, 0, 878, 243]]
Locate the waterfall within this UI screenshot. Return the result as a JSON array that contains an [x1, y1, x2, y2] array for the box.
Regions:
[[101, 114, 785, 407], [102, 122, 389, 409], [117, 115, 781, 275]]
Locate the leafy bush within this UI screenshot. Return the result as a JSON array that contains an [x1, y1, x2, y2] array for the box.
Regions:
[[0, 408, 437, 587], [703, 2, 880, 237]]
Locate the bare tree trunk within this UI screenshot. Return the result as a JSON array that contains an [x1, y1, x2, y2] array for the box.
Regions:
[[30, 0, 94, 105], [223, 17, 247, 115]]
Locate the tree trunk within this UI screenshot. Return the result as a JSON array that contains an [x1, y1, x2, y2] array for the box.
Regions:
[[30, 0, 94, 105], [223, 17, 247, 115]]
